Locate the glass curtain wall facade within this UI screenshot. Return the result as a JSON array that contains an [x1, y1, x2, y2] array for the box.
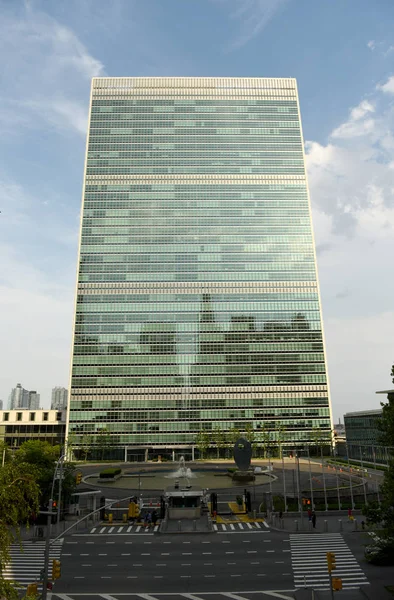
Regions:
[[67, 77, 333, 460]]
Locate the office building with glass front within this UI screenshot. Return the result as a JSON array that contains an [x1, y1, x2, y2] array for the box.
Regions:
[[67, 77, 333, 461]]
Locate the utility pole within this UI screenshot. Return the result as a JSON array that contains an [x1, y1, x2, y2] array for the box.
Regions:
[[42, 500, 53, 600], [57, 452, 65, 525], [295, 449, 303, 528]]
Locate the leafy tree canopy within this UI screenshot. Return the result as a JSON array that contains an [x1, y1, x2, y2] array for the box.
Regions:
[[0, 458, 40, 600]]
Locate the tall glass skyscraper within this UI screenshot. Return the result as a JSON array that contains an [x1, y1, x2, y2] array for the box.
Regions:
[[67, 77, 333, 460]]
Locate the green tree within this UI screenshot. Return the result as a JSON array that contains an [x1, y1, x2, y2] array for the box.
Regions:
[[375, 379, 394, 536], [195, 430, 210, 459], [15, 440, 76, 510], [258, 424, 271, 458], [216, 427, 227, 459], [79, 434, 94, 461], [244, 423, 256, 457], [0, 459, 40, 600], [275, 424, 286, 459], [96, 428, 112, 460], [212, 426, 227, 459]]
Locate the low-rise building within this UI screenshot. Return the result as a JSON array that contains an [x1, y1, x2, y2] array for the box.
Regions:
[[0, 409, 66, 450], [344, 408, 389, 465]]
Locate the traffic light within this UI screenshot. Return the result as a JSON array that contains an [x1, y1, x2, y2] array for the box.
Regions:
[[75, 471, 82, 485], [52, 500, 57, 509], [26, 583, 38, 597], [332, 577, 343, 591], [326, 552, 336, 573], [52, 559, 61, 580]]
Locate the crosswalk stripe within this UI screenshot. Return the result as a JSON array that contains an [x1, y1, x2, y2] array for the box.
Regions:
[[100, 527, 106, 533], [127, 526, 132, 532], [246, 523, 252, 529], [136, 526, 141, 532], [90, 527, 96, 533], [221, 524, 226, 530], [255, 522, 261, 529], [118, 526, 124, 532], [4, 540, 63, 585], [213, 524, 218, 531], [238, 523, 243, 529], [289, 533, 368, 589]]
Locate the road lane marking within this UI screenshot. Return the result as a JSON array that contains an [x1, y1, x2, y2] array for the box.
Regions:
[[136, 526, 141, 532], [108, 527, 114, 533], [99, 528, 106, 533], [246, 523, 252, 529], [155, 564, 167, 566], [127, 526, 132, 532], [202, 552, 212, 555], [181, 564, 191, 566], [81, 564, 91, 567], [80, 554, 89, 556], [182, 552, 192, 555], [247, 550, 257, 554], [90, 528, 96, 534], [267, 550, 275, 552], [121, 553, 130, 556], [230, 524, 235, 530], [98, 553, 107, 556], [238, 523, 243, 529]]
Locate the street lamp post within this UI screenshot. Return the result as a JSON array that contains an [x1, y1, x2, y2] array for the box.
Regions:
[[42, 454, 65, 600], [294, 449, 303, 529]]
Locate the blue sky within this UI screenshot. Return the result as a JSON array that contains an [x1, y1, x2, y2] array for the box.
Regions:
[[1, 0, 394, 419]]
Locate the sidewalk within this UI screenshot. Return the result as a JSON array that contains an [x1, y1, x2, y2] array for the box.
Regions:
[[268, 512, 368, 534]]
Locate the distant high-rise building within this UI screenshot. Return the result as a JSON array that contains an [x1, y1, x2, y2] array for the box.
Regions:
[[51, 387, 68, 410], [0, 400, 3, 410], [67, 77, 333, 461], [9, 384, 40, 410], [28, 391, 40, 410]]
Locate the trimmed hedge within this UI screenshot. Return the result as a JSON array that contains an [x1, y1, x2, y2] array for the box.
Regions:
[[100, 468, 122, 479]]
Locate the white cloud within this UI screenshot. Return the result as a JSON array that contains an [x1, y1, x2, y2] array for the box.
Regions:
[[215, 0, 289, 50], [305, 76, 394, 416], [0, 6, 104, 137], [377, 75, 394, 94], [367, 40, 375, 50], [331, 100, 375, 139]]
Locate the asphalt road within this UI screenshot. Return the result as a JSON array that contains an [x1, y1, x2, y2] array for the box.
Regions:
[[53, 529, 293, 594]]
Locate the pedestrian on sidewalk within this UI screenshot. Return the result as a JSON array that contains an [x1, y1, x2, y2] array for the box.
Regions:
[[311, 511, 316, 528], [308, 507, 312, 521], [152, 509, 158, 527]]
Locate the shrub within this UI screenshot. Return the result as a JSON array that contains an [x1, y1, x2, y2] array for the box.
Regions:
[[100, 468, 122, 479]]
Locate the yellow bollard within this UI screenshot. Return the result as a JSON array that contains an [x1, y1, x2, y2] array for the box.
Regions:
[[108, 513, 113, 524], [123, 513, 127, 523], [26, 583, 38, 597]]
